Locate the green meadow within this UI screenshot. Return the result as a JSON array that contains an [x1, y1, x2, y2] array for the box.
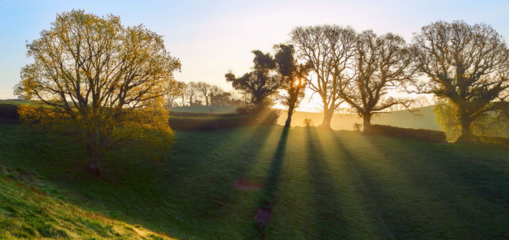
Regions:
[[1, 120, 509, 239]]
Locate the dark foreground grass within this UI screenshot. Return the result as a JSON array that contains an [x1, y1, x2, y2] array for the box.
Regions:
[[1, 122, 509, 239]]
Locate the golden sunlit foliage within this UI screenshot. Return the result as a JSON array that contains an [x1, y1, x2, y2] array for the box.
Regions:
[[434, 99, 509, 142], [14, 9, 181, 176]]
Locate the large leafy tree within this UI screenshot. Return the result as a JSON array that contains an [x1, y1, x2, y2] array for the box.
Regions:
[[274, 44, 310, 128], [225, 50, 281, 112], [291, 25, 356, 129], [15, 10, 181, 177], [413, 20, 509, 142], [341, 30, 415, 132]]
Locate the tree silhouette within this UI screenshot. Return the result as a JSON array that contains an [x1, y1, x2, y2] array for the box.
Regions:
[[274, 44, 311, 128], [225, 50, 281, 112], [341, 30, 415, 132], [291, 25, 356, 129], [412, 20, 509, 142]]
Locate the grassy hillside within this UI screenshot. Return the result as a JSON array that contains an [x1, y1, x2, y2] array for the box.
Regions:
[[0, 164, 173, 239], [1, 122, 509, 239]]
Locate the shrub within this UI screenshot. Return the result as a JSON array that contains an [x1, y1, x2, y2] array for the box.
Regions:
[[365, 124, 446, 143]]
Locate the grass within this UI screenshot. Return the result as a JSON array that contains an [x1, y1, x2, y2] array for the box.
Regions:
[[1, 122, 509, 239], [0, 164, 174, 239]]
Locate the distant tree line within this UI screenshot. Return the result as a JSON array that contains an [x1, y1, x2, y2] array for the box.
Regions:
[[226, 20, 509, 142], [164, 81, 246, 107]]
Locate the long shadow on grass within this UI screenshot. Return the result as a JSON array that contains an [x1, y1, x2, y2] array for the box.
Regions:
[[366, 137, 509, 238], [329, 132, 397, 239], [245, 127, 289, 239], [334, 133, 505, 239], [305, 127, 348, 239]]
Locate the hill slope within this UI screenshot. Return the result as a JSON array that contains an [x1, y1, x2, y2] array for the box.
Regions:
[[1, 122, 509, 239], [0, 164, 173, 239]]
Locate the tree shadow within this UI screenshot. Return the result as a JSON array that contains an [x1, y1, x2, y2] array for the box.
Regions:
[[331, 132, 509, 239], [328, 132, 396, 239], [243, 127, 290, 239], [305, 127, 348, 239], [380, 138, 509, 238]]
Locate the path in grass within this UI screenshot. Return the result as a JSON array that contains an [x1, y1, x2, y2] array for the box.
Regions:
[[1, 123, 509, 239]]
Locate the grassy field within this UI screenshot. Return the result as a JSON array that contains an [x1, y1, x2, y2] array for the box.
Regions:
[[1, 121, 509, 239], [0, 164, 173, 239]]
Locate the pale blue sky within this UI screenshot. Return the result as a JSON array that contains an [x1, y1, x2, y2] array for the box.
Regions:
[[0, 0, 508, 101]]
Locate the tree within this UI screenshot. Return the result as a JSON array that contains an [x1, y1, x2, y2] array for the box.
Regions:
[[195, 81, 212, 106], [291, 25, 357, 128], [341, 30, 415, 132], [225, 50, 281, 112], [413, 20, 509, 142], [186, 82, 198, 106], [15, 10, 181, 177], [274, 44, 310, 128], [166, 81, 185, 108], [209, 85, 232, 105], [179, 82, 187, 106]]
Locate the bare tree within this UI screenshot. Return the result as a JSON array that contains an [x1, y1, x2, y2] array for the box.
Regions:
[[166, 81, 185, 108], [341, 30, 415, 132], [179, 82, 187, 106], [186, 82, 198, 106], [196, 81, 212, 106], [291, 25, 357, 129], [412, 20, 509, 142], [274, 44, 311, 128]]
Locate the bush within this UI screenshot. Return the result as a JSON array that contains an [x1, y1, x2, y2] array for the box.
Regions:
[[365, 124, 446, 143], [0, 104, 20, 122]]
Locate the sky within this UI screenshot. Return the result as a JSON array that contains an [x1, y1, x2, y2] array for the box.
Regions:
[[0, 0, 508, 110]]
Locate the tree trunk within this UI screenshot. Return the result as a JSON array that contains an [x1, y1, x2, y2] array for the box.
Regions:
[[86, 145, 105, 178], [321, 109, 334, 129], [284, 106, 295, 128], [362, 114, 372, 133], [456, 116, 474, 143]]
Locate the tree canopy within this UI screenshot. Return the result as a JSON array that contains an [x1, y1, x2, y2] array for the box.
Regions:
[[274, 44, 310, 128], [225, 50, 281, 112], [15, 10, 181, 177], [291, 25, 356, 128], [341, 30, 415, 132], [412, 20, 509, 141]]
